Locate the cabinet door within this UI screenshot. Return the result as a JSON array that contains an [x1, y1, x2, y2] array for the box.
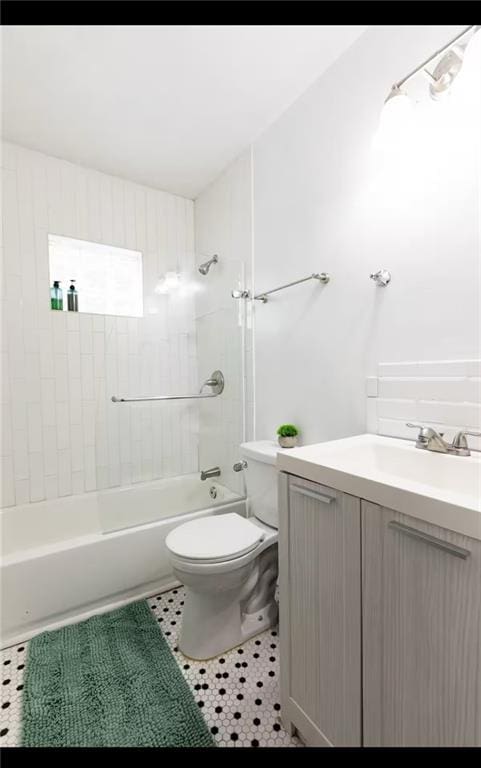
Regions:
[[362, 502, 481, 746], [279, 473, 361, 746]]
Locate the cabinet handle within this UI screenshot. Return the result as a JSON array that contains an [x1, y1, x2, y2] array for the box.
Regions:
[[290, 484, 333, 505], [388, 521, 470, 560]]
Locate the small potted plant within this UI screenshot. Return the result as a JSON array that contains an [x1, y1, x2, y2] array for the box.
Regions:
[[277, 424, 300, 448]]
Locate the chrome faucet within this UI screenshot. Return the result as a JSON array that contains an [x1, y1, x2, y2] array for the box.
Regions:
[[200, 466, 221, 481], [406, 423, 481, 456]]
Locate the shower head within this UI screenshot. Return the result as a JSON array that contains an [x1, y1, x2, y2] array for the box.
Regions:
[[198, 254, 218, 275]]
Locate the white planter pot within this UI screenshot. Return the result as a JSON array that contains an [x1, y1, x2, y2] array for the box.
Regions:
[[278, 435, 298, 448]]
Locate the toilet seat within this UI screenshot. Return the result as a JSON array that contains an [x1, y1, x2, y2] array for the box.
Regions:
[[165, 513, 266, 564]]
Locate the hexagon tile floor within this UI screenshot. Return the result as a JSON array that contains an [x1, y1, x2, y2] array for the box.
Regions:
[[0, 586, 302, 748]]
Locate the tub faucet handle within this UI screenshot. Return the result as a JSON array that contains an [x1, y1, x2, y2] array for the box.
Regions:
[[233, 460, 248, 472]]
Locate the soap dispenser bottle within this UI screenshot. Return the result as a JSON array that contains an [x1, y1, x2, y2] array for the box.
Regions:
[[67, 280, 78, 312], [50, 280, 63, 310]]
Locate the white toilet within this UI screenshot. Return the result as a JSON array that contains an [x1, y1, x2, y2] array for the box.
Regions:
[[165, 441, 283, 660]]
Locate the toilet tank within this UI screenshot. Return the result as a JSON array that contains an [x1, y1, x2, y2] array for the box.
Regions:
[[240, 440, 289, 529]]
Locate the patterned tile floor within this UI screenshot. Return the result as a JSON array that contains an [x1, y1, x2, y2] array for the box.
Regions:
[[0, 642, 26, 747], [0, 586, 301, 748]]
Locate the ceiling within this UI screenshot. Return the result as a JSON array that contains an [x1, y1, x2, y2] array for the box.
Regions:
[[2, 25, 366, 198]]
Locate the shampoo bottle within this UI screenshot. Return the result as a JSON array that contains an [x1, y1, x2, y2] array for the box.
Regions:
[[50, 280, 63, 310], [67, 280, 78, 312]]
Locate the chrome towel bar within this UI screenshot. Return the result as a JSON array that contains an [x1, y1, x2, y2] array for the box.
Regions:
[[255, 272, 330, 303], [111, 370, 224, 403], [231, 272, 330, 303]]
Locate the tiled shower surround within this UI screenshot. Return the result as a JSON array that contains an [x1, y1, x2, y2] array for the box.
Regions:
[[1, 142, 205, 507], [1, 141, 250, 509], [0, 587, 301, 748]]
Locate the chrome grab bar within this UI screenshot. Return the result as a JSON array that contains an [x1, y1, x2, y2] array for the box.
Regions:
[[112, 392, 216, 403], [112, 370, 224, 403]]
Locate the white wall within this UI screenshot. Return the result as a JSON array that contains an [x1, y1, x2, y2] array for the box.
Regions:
[[252, 25, 480, 445], [2, 25, 480, 510], [1, 142, 199, 507], [194, 150, 254, 491]]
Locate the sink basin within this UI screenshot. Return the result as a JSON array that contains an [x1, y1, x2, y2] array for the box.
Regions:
[[276, 434, 481, 540]]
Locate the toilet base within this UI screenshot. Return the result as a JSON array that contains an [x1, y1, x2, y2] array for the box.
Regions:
[[178, 593, 278, 660], [176, 545, 278, 660], [240, 600, 278, 642]]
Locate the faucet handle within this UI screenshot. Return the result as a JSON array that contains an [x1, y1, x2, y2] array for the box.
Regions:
[[406, 423, 429, 447], [233, 460, 248, 472], [407, 422, 445, 436], [406, 422, 446, 441], [406, 422, 431, 436], [451, 430, 481, 450]]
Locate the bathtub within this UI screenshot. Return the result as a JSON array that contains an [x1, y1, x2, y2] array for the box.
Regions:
[[0, 474, 246, 648]]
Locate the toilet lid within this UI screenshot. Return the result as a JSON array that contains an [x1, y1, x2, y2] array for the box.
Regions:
[[166, 513, 265, 562]]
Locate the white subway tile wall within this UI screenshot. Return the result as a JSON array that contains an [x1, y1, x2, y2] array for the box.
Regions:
[[367, 360, 481, 450], [1, 142, 200, 507]]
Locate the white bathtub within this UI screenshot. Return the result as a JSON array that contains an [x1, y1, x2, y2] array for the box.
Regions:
[[0, 474, 246, 648]]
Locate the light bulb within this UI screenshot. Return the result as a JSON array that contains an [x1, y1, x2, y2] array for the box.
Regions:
[[380, 89, 413, 129], [373, 87, 414, 152]]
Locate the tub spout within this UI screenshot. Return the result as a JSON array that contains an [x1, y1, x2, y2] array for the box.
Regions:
[[200, 466, 221, 481]]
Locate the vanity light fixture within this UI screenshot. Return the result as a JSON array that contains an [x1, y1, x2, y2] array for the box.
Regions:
[[427, 45, 464, 100], [380, 25, 478, 114]]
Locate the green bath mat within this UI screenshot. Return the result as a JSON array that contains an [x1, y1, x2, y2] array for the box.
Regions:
[[21, 601, 215, 747]]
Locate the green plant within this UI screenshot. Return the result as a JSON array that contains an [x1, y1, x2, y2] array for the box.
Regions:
[[277, 424, 299, 438]]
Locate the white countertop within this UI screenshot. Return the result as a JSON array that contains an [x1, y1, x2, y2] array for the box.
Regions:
[[276, 434, 481, 541]]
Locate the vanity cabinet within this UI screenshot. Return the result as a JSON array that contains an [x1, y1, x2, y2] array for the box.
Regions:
[[362, 501, 481, 747], [279, 472, 481, 747], [278, 474, 362, 746]]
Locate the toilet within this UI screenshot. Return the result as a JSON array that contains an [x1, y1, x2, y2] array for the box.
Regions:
[[165, 441, 283, 660]]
